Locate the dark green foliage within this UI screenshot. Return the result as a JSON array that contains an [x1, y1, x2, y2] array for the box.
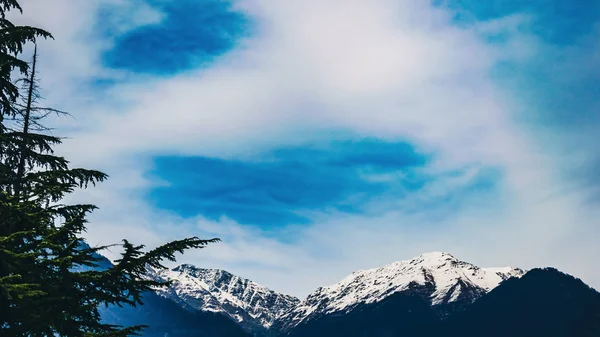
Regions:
[[0, 0, 23, 16], [0, 0, 51, 118], [0, 1, 219, 336]]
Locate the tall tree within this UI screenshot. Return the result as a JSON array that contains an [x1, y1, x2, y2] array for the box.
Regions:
[[0, 2, 219, 336], [0, 0, 51, 119]]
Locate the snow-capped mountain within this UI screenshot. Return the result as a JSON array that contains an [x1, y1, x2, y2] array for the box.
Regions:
[[96, 250, 599, 337], [278, 252, 524, 330], [146, 264, 299, 335]]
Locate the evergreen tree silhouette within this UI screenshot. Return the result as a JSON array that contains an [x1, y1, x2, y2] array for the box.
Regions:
[[0, 2, 219, 336]]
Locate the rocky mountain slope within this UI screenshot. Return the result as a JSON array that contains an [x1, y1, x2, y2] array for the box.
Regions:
[[100, 291, 251, 337], [136, 251, 523, 335], [146, 264, 299, 335], [277, 251, 524, 331], [284, 267, 600, 337], [92, 249, 600, 337], [432, 268, 600, 337]]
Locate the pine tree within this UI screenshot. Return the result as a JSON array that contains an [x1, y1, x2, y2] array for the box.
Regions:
[[0, 0, 51, 118], [0, 2, 220, 336]]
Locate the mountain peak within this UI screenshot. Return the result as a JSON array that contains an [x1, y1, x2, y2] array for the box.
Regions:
[[407, 251, 459, 267], [171, 264, 233, 279], [174, 263, 197, 271], [148, 263, 299, 333], [417, 251, 456, 260], [279, 252, 524, 329]]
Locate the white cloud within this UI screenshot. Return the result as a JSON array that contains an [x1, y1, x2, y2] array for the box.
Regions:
[[9, 0, 600, 297], [11, 0, 164, 114]]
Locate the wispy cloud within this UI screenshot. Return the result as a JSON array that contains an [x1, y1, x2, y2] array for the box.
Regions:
[[10, 0, 600, 297]]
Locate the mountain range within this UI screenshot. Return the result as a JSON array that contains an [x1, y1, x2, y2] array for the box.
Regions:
[[97, 250, 600, 337]]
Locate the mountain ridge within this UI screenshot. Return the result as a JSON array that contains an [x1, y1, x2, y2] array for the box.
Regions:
[[276, 251, 524, 330], [431, 267, 600, 337], [145, 262, 299, 335], [93, 249, 600, 337], [132, 251, 524, 336]]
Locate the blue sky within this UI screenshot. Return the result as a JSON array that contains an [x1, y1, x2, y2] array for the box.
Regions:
[[147, 139, 501, 227], [13, 0, 600, 297], [443, 0, 599, 42], [147, 139, 430, 226], [102, 0, 251, 75]]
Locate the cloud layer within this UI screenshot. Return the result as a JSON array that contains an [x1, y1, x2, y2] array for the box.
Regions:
[[10, 0, 600, 297]]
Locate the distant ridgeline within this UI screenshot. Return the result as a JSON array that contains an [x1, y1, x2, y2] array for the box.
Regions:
[[93, 250, 600, 337]]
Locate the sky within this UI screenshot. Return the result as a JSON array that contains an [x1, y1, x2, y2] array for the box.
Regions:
[[10, 0, 600, 298]]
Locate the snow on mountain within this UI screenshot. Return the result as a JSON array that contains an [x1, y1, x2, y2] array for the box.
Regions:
[[146, 264, 300, 333], [279, 252, 524, 328]]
